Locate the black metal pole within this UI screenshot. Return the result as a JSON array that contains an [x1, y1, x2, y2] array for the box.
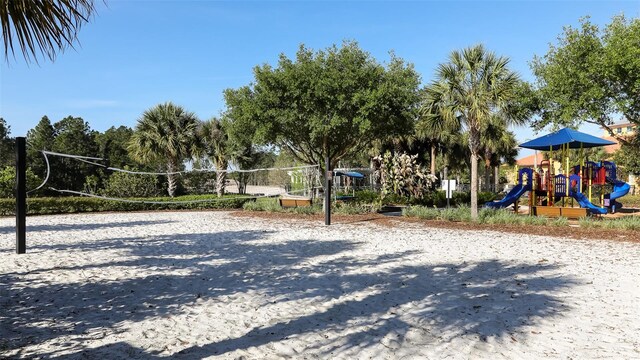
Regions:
[[16, 137, 26, 254], [324, 155, 331, 226]]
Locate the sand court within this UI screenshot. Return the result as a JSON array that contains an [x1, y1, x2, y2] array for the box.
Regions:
[[1, 211, 639, 359]]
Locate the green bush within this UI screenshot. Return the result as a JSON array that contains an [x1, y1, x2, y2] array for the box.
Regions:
[[0, 166, 42, 198], [354, 190, 380, 204], [0, 194, 251, 216], [102, 171, 160, 198]]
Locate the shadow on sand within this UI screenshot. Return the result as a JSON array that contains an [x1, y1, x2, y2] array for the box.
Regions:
[[0, 227, 578, 358], [0, 219, 176, 235]]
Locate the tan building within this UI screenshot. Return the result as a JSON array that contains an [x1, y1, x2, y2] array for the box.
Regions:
[[602, 122, 637, 154]]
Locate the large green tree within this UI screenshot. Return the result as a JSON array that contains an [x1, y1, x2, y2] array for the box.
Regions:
[[1, 0, 97, 63], [26, 116, 56, 187], [531, 15, 640, 142], [613, 133, 640, 177], [0, 118, 14, 168], [95, 125, 134, 169], [128, 102, 200, 197], [49, 116, 99, 191], [424, 45, 523, 219], [223, 41, 421, 175]]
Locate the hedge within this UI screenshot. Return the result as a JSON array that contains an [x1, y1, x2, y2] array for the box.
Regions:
[[0, 195, 253, 216]]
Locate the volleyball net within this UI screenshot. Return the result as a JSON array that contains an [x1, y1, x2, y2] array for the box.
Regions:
[[28, 150, 323, 204]]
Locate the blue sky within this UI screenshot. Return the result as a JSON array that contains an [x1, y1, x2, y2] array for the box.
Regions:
[[1, 0, 639, 158]]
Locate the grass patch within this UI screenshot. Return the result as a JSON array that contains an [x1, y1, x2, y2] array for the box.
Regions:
[[578, 215, 640, 230], [333, 202, 379, 215], [402, 206, 440, 220], [619, 194, 640, 208], [551, 217, 569, 227], [440, 205, 472, 222], [243, 198, 283, 212], [243, 197, 322, 215], [404, 206, 555, 226]]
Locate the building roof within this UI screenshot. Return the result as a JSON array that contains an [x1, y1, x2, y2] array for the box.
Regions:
[[516, 153, 538, 167], [603, 122, 636, 130]]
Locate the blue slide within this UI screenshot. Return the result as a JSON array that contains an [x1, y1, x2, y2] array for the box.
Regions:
[[571, 191, 608, 215], [608, 178, 630, 212], [485, 183, 531, 209]]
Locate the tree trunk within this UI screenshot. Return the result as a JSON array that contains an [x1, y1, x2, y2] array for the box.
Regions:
[[484, 157, 491, 192], [167, 161, 178, 197], [215, 175, 225, 197], [237, 174, 247, 195], [430, 143, 436, 176], [215, 159, 227, 197], [494, 166, 500, 193], [470, 151, 479, 220]]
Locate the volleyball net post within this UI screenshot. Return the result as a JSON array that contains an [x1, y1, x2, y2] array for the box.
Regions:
[[16, 137, 26, 254], [324, 155, 331, 226]]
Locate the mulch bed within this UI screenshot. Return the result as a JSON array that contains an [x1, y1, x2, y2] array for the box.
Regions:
[[231, 211, 640, 244]]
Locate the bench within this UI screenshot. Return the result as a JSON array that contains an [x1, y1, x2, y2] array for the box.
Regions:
[[533, 206, 588, 218], [279, 197, 312, 208]]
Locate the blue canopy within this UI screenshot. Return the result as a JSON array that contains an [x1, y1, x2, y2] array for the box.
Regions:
[[334, 171, 365, 179], [519, 127, 616, 151]]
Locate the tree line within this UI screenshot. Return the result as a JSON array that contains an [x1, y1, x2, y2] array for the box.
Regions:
[[2, 10, 638, 219]]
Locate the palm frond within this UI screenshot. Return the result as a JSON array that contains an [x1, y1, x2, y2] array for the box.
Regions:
[[1, 0, 98, 63]]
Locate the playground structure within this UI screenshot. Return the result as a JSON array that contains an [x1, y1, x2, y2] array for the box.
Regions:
[[485, 128, 630, 217]]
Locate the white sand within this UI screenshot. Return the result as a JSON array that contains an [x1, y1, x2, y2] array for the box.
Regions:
[[1, 211, 639, 359]]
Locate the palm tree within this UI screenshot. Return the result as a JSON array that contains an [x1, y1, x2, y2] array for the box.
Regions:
[[199, 118, 229, 197], [129, 102, 201, 197], [418, 85, 465, 177], [1, 0, 97, 63], [480, 118, 519, 192], [425, 45, 522, 219]]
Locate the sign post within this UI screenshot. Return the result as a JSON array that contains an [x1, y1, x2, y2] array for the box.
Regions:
[[442, 179, 456, 208]]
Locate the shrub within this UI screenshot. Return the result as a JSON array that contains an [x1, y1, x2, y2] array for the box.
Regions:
[[372, 152, 436, 200], [354, 190, 380, 204], [0, 194, 251, 216], [0, 166, 42, 198], [102, 170, 160, 198]]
